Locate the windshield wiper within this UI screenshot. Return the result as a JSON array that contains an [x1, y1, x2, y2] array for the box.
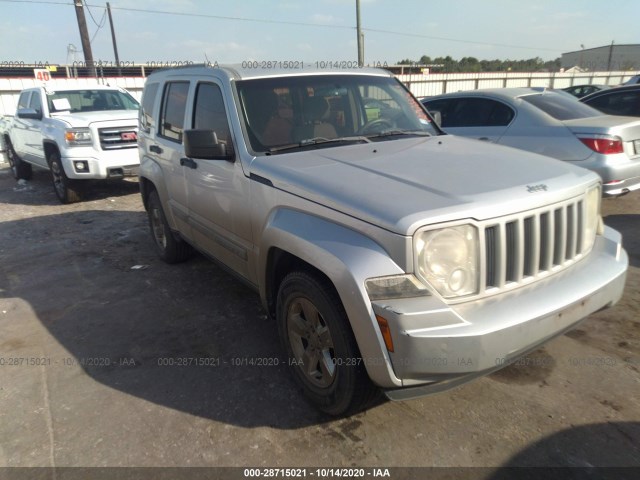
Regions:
[[267, 136, 371, 153], [366, 129, 432, 140]]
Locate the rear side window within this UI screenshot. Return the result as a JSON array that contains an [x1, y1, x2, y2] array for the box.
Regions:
[[140, 82, 159, 133], [584, 91, 640, 117], [159, 82, 190, 143], [192, 83, 231, 144], [424, 97, 514, 128], [521, 93, 601, 120], [17, 92, 30, 109]]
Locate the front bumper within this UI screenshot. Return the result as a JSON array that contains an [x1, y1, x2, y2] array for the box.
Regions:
[[373, 226, 627, 401], [62, 147, 140, 179]]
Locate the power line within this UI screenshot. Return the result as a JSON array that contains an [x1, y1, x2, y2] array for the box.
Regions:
[[1, 0, 568, 53], [362, 28, 562, 53]]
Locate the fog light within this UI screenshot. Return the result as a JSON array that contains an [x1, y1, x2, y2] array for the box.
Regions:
[[73, 161, 89, 172]]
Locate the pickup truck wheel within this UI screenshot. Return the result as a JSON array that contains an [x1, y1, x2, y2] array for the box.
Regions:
[[6, 139, 32, 180], [48, 153, 81, 204], [147, 190, 193, 263], [277, 271, 378, 415]]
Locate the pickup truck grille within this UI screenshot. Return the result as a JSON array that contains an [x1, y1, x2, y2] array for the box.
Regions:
[[481, 195, 588, 293], [98, 126, 138, 150]]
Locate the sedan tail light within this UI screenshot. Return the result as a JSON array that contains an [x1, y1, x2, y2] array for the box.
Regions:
[[577, 134, 623, 155]]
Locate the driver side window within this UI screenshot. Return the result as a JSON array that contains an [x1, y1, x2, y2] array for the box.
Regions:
[[192, 82, 232, 146]]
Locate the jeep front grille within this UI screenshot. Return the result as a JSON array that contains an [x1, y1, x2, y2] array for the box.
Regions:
[[98, 126, 138, 150], [481, 195, 589, 293]]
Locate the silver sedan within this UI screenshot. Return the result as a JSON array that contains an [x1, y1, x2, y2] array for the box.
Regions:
[[422, 88, 640, 196]]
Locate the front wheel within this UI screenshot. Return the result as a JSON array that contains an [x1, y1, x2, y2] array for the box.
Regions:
[[48, 152, 81, 204], [276, 271, 378, 415]]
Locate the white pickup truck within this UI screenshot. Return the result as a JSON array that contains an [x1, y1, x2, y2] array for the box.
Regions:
[[1, 85, 140, 203]]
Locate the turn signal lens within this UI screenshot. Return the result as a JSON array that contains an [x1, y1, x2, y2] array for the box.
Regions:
[[375, 315, 394, 353]]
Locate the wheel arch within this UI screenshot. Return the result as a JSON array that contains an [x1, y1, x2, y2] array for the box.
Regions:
[[259, 208, 404, 388], [43, 140, 60, 163]]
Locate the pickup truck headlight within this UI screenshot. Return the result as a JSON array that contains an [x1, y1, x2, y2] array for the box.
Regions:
[[415, 224, 479, 298], [65, 128, 92, 146]]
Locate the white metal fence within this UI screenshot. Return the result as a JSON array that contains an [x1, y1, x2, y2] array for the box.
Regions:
[[398, 70, 640, 98], [1, 70, 639, 117]]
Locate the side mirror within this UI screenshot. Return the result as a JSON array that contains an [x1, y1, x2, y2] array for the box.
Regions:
[[17, 108, 42, 120], [429, 110, 442, 127], [184, 129, 234, 161]]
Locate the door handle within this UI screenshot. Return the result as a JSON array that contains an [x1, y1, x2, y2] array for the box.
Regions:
[[180, 157, 198, 169], [478, 137, 490, 141], [149, 145, 163, 154]]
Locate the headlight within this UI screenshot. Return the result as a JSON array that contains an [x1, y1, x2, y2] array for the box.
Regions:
[[65, 128, 92, 146], [582, 184, 602, 253], [415, 224, 479, 299]]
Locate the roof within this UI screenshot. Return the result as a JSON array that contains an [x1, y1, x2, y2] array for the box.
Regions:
[[425, 87, 559, 101], [146, 63, 393, 82]]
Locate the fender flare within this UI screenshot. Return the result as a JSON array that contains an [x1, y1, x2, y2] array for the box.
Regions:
[[259, 208, 405, 388]]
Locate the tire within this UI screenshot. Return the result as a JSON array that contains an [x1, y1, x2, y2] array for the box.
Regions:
[[48, 152, 81, 204], [276, 271, 378, 415], [146, 190, 193, 263], [5, 137, 32, 180]]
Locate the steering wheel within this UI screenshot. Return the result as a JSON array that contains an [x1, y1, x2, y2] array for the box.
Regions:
[[357, 118, 394, 135]]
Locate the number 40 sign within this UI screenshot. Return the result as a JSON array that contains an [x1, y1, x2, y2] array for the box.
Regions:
[[34, 69, 51, 82]]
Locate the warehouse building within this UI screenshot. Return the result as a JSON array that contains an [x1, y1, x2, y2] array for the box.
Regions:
[[561, 44, 640, 71]]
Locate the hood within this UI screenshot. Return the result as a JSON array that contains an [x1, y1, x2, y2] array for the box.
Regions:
[[251, 136, 599, 235], [51, 110, 138, 128]]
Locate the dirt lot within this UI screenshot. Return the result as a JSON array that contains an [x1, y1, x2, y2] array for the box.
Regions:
[[0, 164, 639, 478]]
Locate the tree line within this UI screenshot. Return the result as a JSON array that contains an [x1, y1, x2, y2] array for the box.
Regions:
[[398, 55, 562, 72]]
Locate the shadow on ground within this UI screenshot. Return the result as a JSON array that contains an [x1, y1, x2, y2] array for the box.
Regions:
[[0, 209, 365, 429]]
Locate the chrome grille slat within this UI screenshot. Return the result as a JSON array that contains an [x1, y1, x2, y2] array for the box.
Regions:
[[479, 194, 588, 297], [98, 126, 138, 150]]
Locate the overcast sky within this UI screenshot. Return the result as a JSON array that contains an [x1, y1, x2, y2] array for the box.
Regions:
[[1, 0, 639, 66]]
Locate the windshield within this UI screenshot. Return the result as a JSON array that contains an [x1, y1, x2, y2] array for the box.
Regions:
[[236, 74, 437, 154], [520, 93, 603, 121], [46, 89, 139, 113]]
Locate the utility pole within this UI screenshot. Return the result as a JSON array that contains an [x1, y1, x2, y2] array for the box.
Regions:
[[73, 0, 96, 76], [607, 40, 615, 71], [107, 2, 121, 75], [356, 0, 364, 67]]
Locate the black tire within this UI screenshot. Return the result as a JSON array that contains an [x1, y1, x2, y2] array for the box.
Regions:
[[48, 151, 81, 204], [146, 190, 193, 263], [276, 271, 378, 415], [5, 137, 32, 180]]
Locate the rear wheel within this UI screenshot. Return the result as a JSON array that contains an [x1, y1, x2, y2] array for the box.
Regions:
[[147, 190, 193, 263], [48, 152, 81, 204], [5, 138, 32, 180], [276, 271, 378, 415]]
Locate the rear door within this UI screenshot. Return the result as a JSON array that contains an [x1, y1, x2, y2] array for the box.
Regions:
[[424, 97, 514, 142], [22, 90, 47, 166], [151, 80, 192, 236]]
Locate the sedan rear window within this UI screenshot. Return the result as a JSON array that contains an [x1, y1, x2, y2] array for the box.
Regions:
[[521, 93, 602, 120]]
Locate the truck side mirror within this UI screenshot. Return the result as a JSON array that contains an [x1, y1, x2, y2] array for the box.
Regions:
[[17, 108, 42, 120], [184, 129, 234, 161], [429, 110, 442, 127]]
